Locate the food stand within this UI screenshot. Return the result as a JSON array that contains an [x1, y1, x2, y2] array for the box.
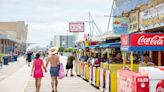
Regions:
[[119, 33, 164, 92], [97, 42, 122, 92]]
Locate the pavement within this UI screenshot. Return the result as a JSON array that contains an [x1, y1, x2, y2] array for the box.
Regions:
[[0, 57, 30, 92], [0, 57, 26, 82], [0, 56, 100, 92], [25, 56, 100, 92]]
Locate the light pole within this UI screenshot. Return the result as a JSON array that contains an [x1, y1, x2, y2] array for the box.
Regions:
[[106, 0, 115, 32]]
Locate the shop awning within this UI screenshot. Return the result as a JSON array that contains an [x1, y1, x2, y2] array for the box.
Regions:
[[0, 34, 18, 42], [99, 42, 121, 48], [85, 42, 121, 49], [86, 45, 99, 49]]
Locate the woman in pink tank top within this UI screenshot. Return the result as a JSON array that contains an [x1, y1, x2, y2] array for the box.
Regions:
[[31, 53, 47, 92]]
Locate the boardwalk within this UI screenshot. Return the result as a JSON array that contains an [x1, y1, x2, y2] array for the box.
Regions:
[[25, 56, 100, 92], [25, 72, 99, 92], [0, 56, 100, 92]]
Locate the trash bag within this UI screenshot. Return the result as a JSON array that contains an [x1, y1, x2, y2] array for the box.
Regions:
[[58, 63, 65, 79]]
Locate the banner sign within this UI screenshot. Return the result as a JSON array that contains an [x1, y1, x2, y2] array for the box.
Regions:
[[113, 17, 129, 34], [140, 3, 164, 30], [121, 33, 164, 51], [128, 10, 139, 32], [121, 34, 129, 46], [129, 34, 164, 46], [121, 34, 164, 47], [69, 22, 84, 32]]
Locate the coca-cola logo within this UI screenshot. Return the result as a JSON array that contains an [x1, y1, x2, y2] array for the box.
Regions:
[[156, 80, 164, 92], [137, 35, 164, 45]]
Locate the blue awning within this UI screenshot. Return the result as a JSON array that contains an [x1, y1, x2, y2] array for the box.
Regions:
[[84, 42, 121, 49], [99, 42, 121, 48], [121, 46, 164, 51], [86, 45, 99, 49], [0, 34, 18, 42]]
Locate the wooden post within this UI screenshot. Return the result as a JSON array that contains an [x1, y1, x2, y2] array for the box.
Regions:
[[149, 51, 153, 59], [101, 49, 104, 58], [122, 51, 126, 68], [130, 52, 134, 71], [94, 49, 96, 57], [84, 49, 86, 56], [107, 48, 110, 59], [158, 51, 161, 66], [112, 48, 114, 55]]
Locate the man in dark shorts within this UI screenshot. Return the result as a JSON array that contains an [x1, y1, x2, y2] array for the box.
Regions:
[[46, 47, 60, 92], [27, 51, 32, 67], [66, 52, 76, 77]]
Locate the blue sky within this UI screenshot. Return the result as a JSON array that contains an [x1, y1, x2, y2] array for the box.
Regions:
[[0, 0, 113, 47]]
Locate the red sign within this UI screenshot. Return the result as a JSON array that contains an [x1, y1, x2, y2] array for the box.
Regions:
[[121, 34, 129, 46], [136, 77, 149, 92], [130, 34, 164, 46], [69, 22, 84, 32]]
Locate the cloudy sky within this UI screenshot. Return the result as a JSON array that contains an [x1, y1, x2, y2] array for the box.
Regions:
[[0, 0, 113, 47]]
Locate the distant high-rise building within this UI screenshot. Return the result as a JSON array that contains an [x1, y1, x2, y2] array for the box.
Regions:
[[53, 35, 75, 48]]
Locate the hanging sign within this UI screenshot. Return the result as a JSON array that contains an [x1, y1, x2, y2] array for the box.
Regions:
[[113, 17, 129, 34], [128, 10, 139, 32], [140, 3, 164, 30]]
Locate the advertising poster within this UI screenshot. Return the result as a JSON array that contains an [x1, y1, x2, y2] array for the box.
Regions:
[[140, 3, 164, 30], [113, 17, 129, 34], [69, 22, 84, 32], [128, 10, 139, 32]]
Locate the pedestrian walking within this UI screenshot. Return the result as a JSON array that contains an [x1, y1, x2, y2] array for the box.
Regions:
[[27, 51, 33, 67], [0, 57, 2, 69], [65, 51, 76, 77], [31, 53, 47, 92], [46, 47, 60, 92]]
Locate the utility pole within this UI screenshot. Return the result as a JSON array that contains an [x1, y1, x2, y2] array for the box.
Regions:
[[88, 12, 103, 37]]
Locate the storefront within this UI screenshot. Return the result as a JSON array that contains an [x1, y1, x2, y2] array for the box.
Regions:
[[140, 3, 164, 65], [119, 33, 164, 92], [0, 34, 17, 54]]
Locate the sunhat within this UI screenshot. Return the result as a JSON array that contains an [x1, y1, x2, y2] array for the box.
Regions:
[[49, 47, 59, 55]]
